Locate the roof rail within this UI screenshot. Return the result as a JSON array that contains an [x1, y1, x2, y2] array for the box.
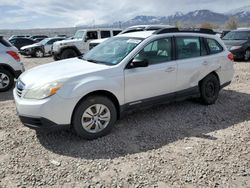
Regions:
[[154, 27, 216, 35]]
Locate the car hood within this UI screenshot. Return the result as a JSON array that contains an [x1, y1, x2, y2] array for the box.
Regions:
[[21, 43, 41, 50], [222, 40, 246, 49], [54, 38, 81, 46], [19, 58, 109, 89]]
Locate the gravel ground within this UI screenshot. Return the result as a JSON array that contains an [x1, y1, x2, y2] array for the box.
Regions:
[[0, 56, 249, 187]]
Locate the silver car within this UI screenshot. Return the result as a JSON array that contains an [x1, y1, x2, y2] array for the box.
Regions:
[[0, 36, 25, 92]]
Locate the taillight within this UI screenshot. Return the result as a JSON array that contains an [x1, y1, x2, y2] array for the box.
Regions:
[[227, 53, 234, 62], [7, 51, 20, 62]]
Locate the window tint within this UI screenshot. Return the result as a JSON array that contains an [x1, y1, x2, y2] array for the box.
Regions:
[[206, 38, 223, 54], [101, 31, 111, 38], [135, 38, 172, 64], [176, 37, 201, 59], [113, 30, 121, 36], [86, 31, 98, 40]]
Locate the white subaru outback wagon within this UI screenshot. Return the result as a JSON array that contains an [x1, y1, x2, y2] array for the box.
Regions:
[[14, 28, 234, 140]]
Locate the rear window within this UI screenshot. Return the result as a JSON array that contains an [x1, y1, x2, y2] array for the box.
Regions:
[[0, 37, 12, 47], [206, 38, 223, 54]]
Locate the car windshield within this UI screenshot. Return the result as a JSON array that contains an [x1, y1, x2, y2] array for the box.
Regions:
[[82, 37, 142, 65], [74, 30, 85, 39], [39, 38, 50, 45], [222, 31, 250, 40]]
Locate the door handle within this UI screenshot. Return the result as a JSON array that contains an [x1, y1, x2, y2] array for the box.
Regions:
[[202, 61, 209, 66], [165, 67, 175, 72]]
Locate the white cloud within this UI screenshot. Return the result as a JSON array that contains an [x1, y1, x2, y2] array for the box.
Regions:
[[0, 0, 250, 29]]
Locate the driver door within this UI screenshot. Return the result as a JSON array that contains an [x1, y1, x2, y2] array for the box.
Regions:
[[124, 37, 177, 104]]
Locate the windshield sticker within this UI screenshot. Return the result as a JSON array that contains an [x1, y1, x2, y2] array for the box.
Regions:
[[127, 39, 141, 44]]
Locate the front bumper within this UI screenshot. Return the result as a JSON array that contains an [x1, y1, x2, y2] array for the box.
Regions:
[[19, 116, 70, 130], [13, 88, 79, 129], [20, 49, 34, 56]]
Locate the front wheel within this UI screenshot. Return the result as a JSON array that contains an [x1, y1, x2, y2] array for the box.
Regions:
[[72, 96, 117, 140], [60, 49, 78, 60], [35, 49, 44, 58], [200, 74, 220, 105]]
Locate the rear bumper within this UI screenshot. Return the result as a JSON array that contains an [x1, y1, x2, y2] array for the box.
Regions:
[[19, 115, 70, 131]]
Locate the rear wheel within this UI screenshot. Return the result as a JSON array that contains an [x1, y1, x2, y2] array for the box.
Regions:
[[0, 69, 14, 92], [72, 96, 117, 140], [200, 74, 220, 105], [60, 49, 78, 60], [244, 49, 250, 61]]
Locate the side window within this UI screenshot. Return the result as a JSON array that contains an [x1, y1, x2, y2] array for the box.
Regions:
[[206, 38, 223, 54], [113, 30, 121, 36], [176, 37, 201, 59], [135, 38, 172, 64], [47, 39, 54, 45], [86, 31, 98, 40], [101, 31, 111, 38]]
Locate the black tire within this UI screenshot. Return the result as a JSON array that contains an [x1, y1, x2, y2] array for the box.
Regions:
[[0, 69, 14, 92], [72, 96, 117, 140], [60, 49, 78, 60], [53, 54, 60, 61], [244, 49, 250, 61], [35, 49, 44, 58], [200, 74, 220, 105]]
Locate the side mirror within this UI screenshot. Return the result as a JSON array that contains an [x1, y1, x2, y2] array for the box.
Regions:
[[127, 58, 148, 69]]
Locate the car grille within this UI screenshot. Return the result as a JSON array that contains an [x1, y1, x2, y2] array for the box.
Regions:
[[16, 79, 25, 97]]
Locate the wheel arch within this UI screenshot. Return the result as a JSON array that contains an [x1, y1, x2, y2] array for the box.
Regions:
[[71, 90, 121, 127], [198, 71, 220, 89], [60, 46, 82, 56], [0, 64, 15, 77]]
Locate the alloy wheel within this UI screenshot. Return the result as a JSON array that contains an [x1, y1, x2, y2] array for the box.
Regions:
[[81, 104, 111, 133], [0, 72, 10, 89]]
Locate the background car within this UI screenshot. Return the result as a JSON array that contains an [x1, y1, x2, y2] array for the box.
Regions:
[[20, 37, 66, 57], [89, 25, 174, 50], [9, 35, 31, 40], [9, 37, 36, 50], [52, 28, 122, 60], [0, 36, 24, 92], [222, 28, 250, 61], [30, 35, 48, 41]]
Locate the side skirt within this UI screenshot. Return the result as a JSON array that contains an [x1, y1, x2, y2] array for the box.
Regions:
[[120, 86, 200, 117]]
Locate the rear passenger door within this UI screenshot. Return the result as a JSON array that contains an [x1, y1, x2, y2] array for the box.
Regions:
[[175, 36, 210, 92]]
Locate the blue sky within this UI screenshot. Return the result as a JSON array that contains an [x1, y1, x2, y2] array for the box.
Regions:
[[0, 0, 249, 29]]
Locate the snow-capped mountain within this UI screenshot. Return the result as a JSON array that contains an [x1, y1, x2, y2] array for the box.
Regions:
[[226, 5, 250, 22], [120, 6, 250, 27], [169, 10, 228, 24]]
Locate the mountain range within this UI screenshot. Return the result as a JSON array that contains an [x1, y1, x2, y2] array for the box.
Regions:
[[120, 5, 250, 27]]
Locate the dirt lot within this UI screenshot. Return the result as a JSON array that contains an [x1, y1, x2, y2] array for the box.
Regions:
[[0, 56, 249, 187]]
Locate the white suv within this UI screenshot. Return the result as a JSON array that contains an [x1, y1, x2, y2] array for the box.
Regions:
[[0, 36, 24, 92], [14, 28, 234, 139], [52, 28, 122, 60]]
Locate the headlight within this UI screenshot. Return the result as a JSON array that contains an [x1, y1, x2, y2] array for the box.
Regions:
[[230, 46, 242, 50], [24, 79, 66, 99]]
